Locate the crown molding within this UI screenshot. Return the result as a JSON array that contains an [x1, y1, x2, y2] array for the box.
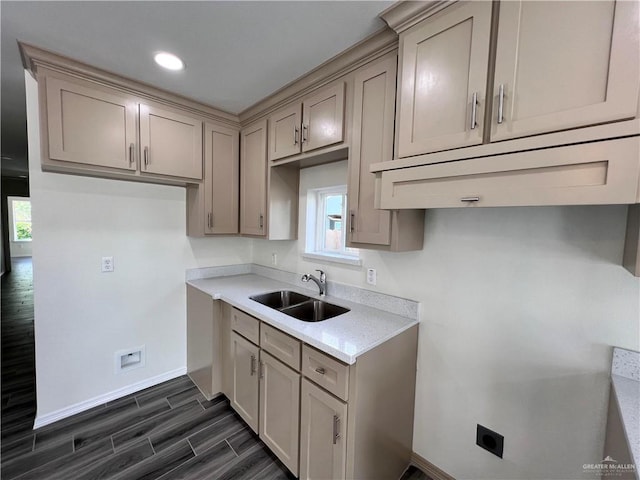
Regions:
[[380, 0, 453, 34], [238, 27, 398, 125], [19, 42, 240, 128]]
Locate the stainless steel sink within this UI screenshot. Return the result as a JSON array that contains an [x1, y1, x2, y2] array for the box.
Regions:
[[249, 290, 349, 322], [250, 290, 311, 309], [280, 300, 350, 322]]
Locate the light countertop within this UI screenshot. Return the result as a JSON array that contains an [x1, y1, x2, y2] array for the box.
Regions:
[[187, 274, 418, 365], [611, 347, 640, 473]]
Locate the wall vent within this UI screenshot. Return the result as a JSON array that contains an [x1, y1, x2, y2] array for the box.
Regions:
[[115, 345, 146, 374]]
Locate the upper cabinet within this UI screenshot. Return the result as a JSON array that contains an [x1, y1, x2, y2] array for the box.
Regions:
[[492, 0, 639, 142], [395, 0, 640, 158], [397, 1, 492, 157], [45, 75, 138, 172], [240, 120, 268, 236], [139, 102, 203, 180], [268, 83, 345, 162], [348, 52, 424, 251], [204, 123, 239, 235], [39, 69, 206, 185]]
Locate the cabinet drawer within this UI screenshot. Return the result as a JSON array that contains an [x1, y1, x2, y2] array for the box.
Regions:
[[379, 137, 640, 209], [231, 308, 260, 345], [261, 324, 301, 371], [302, 345, 349, 401]]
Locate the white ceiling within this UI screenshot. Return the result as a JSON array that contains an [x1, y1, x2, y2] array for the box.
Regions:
[[0, 0, 394, 176]]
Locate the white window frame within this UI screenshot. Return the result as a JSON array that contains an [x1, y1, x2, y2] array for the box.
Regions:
[[9, 197, 32, 243], [303, 186, 360, 266]]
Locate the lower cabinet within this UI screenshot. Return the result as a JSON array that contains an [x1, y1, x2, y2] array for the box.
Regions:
[[300, 378, 347, 480], [222, 304, 418, 480], [259, 351, 300, 475], [230, 328, 301, 476], [230, 332, 259, 432]]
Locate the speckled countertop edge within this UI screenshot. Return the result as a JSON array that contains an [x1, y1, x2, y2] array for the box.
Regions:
[[611, 347, 640, 473], [186, 274, 419, 365]]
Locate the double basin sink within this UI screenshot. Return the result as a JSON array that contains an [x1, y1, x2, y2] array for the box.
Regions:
[[250, 290, 349, 322]]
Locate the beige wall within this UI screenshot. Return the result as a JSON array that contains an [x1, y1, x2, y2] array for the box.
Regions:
[[252, 163, 640, 480]]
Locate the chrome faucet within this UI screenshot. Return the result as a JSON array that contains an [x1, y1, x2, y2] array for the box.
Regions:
[[301, 269, 326, 296]]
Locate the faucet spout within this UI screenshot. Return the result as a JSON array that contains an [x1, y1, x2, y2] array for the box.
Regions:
[[301, 269, 326, 296]]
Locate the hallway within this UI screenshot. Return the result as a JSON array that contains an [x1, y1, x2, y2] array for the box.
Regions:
[[1, 257, 36, 447]]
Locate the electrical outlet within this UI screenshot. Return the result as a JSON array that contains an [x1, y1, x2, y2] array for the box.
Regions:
[[271, 253, 278, 266], [366, 268, 377, 285], [101, 256, 114, 273], [476, 424, 504, 458]]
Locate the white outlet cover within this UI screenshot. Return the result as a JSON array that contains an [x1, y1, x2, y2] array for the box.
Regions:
[[101, 256, 114, 273], [366, 268, 377, 285]]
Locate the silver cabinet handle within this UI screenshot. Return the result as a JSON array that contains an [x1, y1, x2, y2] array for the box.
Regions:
[[250, 355, 257, 376], [294, 125, 299, 145], [143, 146, 149, 167], [349, 211, 355, 233], [259, 361, 264, 379], [301, 124, 308, 144], [259, 214, 264, 229], [129, 143, 135, 164], [333, 415, 341, 444], [315, 367, 326, 375], [497, 84, 505, 124], [461, 196, 480, 203], [207, 213, 214, 229], [470, 92, 478, 130]]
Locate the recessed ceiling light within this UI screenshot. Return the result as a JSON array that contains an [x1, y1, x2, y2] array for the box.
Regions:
[[154, 52, 185, 71]]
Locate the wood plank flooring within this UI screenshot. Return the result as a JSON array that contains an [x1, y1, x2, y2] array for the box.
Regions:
[[1, 258, 294, 479], [2, 258, 431, 480]]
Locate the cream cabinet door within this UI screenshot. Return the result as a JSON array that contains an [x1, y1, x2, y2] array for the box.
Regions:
[[259, 351, 300, 476], [397, 1, 492, 157], [492, 0, 639, 142], [299, 379, 347, 480], [348, 54, 396, 246], [204, 123, 239, 235], [231, 332, 260, 433], [139, 103, 203, 180], [302, 83, 345, 153], [240, 120, 267, 236], [45, 76, 137, 170], [269, 103, 302, 161]]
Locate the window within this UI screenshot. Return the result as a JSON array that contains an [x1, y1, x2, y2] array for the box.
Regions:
[[11, 199, 32, 242], [304, 186, 359, 265]]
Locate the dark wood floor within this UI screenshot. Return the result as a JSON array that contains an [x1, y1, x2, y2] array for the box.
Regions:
[[2, 258, 36, 446], [1, 257, 429, 480], [1, 258, 294, 479]]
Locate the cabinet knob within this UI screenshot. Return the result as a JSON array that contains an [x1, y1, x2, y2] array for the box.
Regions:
[[460, 196, 480, 203], [315, 367, 326, 375], [129, 143, 135, 165]]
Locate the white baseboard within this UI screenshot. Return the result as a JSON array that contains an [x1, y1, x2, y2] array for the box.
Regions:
[[411, 452, 456, 480], [33, 367, 187, 429]]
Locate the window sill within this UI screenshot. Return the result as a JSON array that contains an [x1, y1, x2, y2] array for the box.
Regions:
[[302, 252, 362, 267], [12, 239, 32, 243]]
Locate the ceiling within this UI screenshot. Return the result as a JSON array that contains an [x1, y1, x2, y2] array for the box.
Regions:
[[0, 0, 394, 178]]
